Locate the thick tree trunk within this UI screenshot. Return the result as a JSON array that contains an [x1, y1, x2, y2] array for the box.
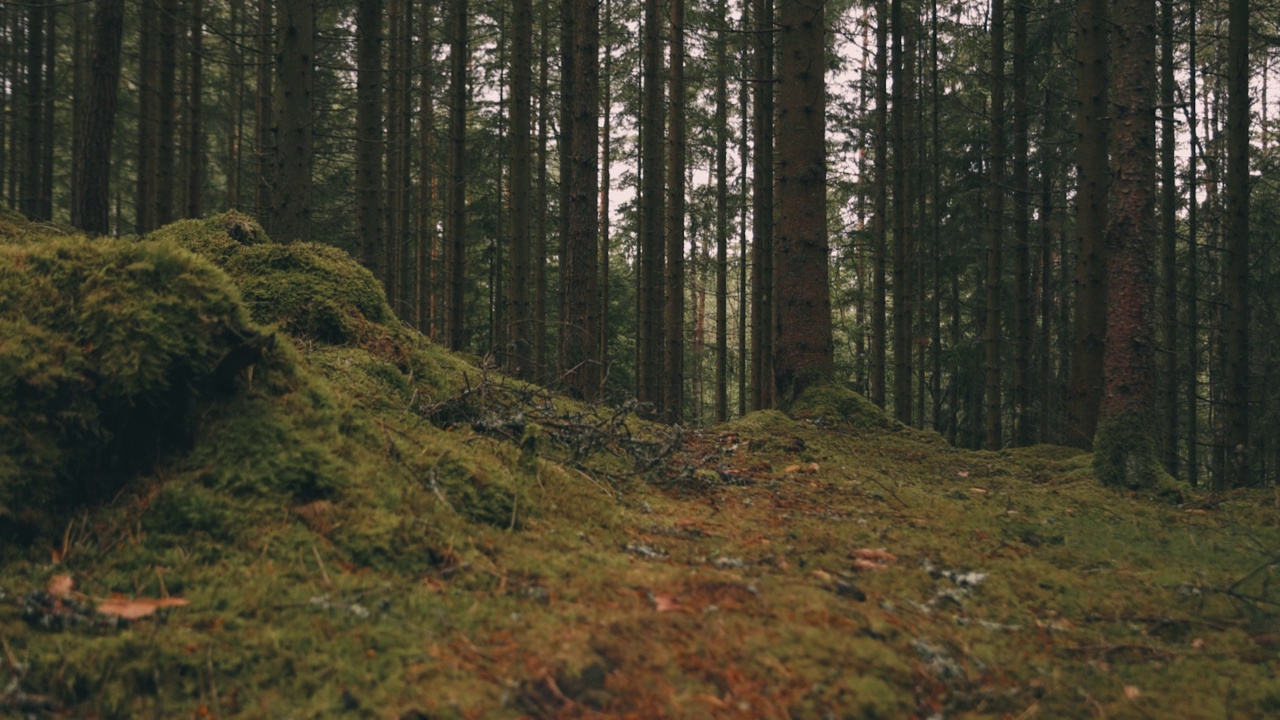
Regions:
[[20, 0, 45, 220], [185, 0, 204, 218], [157, 0, 177, 225], [1012, 0, 1031, 446], [1093, 0, 1159, 489], [638, 0, 665, 413], [254, 0, 273, 218], [1159, 0, 1177, 474], [773, 0, 833, 403], [1065, 0, 1110, 449], [71, 0, 124, 235], [226, 0, 244, 209], [534, 0, 549, 373], [871, 0, 888, 408], [715, 0, 729, 423]]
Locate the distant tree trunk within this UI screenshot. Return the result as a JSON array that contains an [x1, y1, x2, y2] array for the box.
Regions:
[[39, 1, 54, 221], [70, 0, 89, 213], [356, 0, 384, 285], [638, 0, 665, 412], [1159, 0, 1177, 473], [1065, 0, 1109, 449], [984, 0, 1005, 450], [447, 0, 468, 351], [598, 0, 612, 375], [738, 4, 750, 418], [871, 0, 888, 408], [20, 0, 45, 220], [1222, 0, 1250, 487], [665, 0, 686, 422], [0, 3, 9, 201], [1011, 0, 1031, 446], [1185, 0, 1199, 486], [254, 0, 273, 217], [268, 0, 314, 243], [226, 0, 244, 209], [386, 0, 404, 309], [157, 0, 177, 225], [750, 0, 774, 410], [774, 0, 832, 402], [714, 0, 729, 423], [136, 1, 159, 232], [416, 2, 435, 333], [559, 0, 601, 399], [929, 0, 942, 432], [508, 0, 533, 379], [1093, 0, 1158, 488], [7, 7, 20, 209], [534, 0, 550, 373], [71, 0, 124, 235], [185, 0, 204, 218], [890, 0, 906, 421]]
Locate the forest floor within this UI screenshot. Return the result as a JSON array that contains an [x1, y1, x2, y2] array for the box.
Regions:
[[2, 211, 1279, 719]]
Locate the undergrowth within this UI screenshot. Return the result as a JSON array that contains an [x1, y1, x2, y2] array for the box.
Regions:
[[0, 212, 1277, 719]]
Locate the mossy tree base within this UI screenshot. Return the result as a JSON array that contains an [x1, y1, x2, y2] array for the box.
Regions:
[[1092, 411, 1178, 491]]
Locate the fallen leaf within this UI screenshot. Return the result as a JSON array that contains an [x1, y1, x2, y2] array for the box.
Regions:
[[47, 574, 75, 599], [1184, 509, 1208, 515], [97, 596, 191, 620], [652, 594, 682, 613], [852, 559, 890, 572], [850, 548, 898, 563], [805, 462, 820, 473], [783, 464, 801, 474], [969, 487, 988, 494], [1123, 686, 1141, 700], [957, 470, 970, 478], [1191, 638, 1205, 649], [811, 569, 834, 582]]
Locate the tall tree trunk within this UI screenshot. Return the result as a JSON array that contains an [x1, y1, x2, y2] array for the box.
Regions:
[[71, 0, 124, 235], [447, 0, 468, 350], [185, 0, 204, 218], [1185, 0, 1199, 486], [665, 0, 686, 422], [508, 0, 534, 379], [598, 0, 612, 376], [254, 0, 273, 218], [534, 0, 549, 373], [750, 0, 775, 410], [774, 0, 832, 402], [1159, 0, 1177, 473], [226, 0, 244, 209], [1065, 0, 1110, 449], [1093, 0, 1158, 488], [715, 0, 729, 423], [386, 0, 404, 310], [984, 0, 1006, 450], [69, 0, 88, 215], [136, 1, 159, 232], [356, 0, 384, 286], [929, 0, 942, 432], [1011, 0, 1031, 446], [416, 2, 435, 333], [738, 4, 750, 418], [638, 0, 665, 412], [559, 0, 601, 399], [157, 0, 177, 225], [871, 0, 888, 408], [1222, 0, 1250, 487], [891, 0, 910, 424], [269, 0, 314, 243], [39, 0, 54, 221], [20, 0, 45, 220]]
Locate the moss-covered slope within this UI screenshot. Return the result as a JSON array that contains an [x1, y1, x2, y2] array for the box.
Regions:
[[1, 213, 1277, 719]]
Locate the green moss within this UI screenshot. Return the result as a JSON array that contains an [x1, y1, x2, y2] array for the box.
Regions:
[[1092, 411, 1181, 493], [788, 382, 897, 430]]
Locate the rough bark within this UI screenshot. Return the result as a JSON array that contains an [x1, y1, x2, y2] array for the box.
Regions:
[[1222, 0, 1250, 487], [773, 0, 833, 403], [638, 0, 665, 412], [508, 0, 534, 380], [664, 0, 686, 422], [871, 0, 888, 408], [71, 0, 124, 235], [356, 0, 385, 285], [984, 0, 1005, 450], [750, 0, 775, 410], [447, 0, 468, 351]]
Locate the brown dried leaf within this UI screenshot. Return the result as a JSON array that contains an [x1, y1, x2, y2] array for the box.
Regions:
[[1123, 685, 1141, 700], [783, 465, 802, 474], [652, 594, 682, 613], [97, 596, 191, 620], [849, 548, 898, 563], [851, 558, 890, 572], [47, 574, 75, 599]]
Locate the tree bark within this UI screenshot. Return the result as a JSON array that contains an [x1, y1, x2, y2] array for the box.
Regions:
[[664, 0, 686, 422], [447, 0, 468, 350], [715, 0, 730, 423], [1065, 0, 1110, 449], [1222, 0, 1250, 487], [185, 0, 204, 218], [773, 0, 833, 403], [871, 0, 888, 408], [638, 0, 665, 412], [984, 0, 1005, 450], [356, 0, 384, 285], [751, 0, 775, 410], [1093, 0, 1159, 488], [269, 0, 314, 243], [508, 0, 534, 379], [71, 0, 124, 235]]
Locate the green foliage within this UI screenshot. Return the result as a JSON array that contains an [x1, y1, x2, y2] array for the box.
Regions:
[[1093, 411, 1183, 496], [788, 381, 898, 430]]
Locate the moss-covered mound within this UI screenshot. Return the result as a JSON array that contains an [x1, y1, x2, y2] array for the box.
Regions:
[[150, 212, 393, 344], [0, 230, 274, 524], [1, 214, 1277, 719]]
